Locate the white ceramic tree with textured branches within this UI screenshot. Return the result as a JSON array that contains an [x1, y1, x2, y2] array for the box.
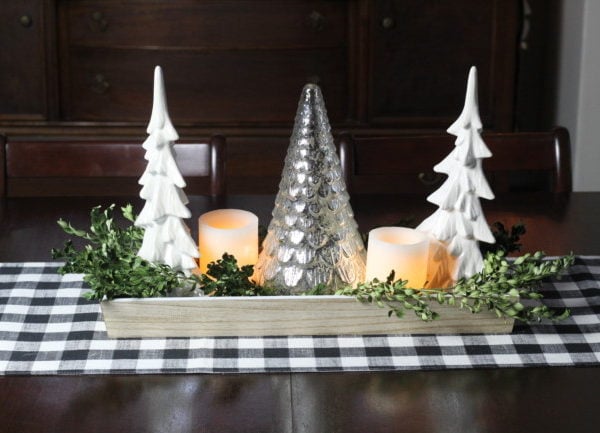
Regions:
[[417, 66, 495, 285], [134, 66, 199, 275]]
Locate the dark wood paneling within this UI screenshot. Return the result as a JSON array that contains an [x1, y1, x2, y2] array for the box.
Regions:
[[514, 0, 561, 130], [368, 0, 519, 130], [61, 47, 347, 124], [0, 0, 551, 195], [59, 0, 349, 126], [1, 0, 530, 132], [0, 0, 547, 133], [64, 0, 347, 49], [0, 0, 48, 120]]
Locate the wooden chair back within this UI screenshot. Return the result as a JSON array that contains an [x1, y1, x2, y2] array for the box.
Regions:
[[0, 135, 226, 197], [338, 127, 571, 194], [0, 134, 5, 197]]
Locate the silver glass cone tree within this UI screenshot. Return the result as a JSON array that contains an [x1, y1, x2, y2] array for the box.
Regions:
[[254, 84, 366, 294], [135, 66, 199, 275], [417, 66, 495, 284]]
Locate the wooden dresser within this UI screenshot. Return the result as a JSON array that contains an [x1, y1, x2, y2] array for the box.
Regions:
[[0, 0, 557, 192]]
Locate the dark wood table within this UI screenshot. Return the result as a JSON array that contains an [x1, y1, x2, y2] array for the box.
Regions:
[[1, 192, 599, 433]]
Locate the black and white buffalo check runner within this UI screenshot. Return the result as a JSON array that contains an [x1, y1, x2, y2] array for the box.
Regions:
[[1, 258, 599, 375]]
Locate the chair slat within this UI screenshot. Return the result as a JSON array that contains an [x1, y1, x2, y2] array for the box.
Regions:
[[338, 127, 572, 194], [1, 135, 226, 197]]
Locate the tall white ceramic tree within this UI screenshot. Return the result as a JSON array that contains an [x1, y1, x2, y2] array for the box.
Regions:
[[417, 66, 495, 284], [135, 66, 199, 275]]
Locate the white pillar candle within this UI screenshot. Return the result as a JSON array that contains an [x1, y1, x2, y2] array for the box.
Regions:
[[365, 227, 429, 288], [198, 209, 259, 274]]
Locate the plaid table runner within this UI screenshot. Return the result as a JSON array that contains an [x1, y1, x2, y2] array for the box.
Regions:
[[1, 258, 599, 375]]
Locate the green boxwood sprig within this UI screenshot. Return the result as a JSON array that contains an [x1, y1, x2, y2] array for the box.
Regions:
[[51, 204, 197, 300], [336, 251, 574, 324], [198, 253, 272, 297]]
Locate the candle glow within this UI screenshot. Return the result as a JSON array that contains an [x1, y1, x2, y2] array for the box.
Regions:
[[365, 227, 429, 288], [198, 209, 259, 274]]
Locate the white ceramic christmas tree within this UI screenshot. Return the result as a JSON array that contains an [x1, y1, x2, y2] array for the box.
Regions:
[[417, 66, 495, 284], [135, 66, 199, 275]]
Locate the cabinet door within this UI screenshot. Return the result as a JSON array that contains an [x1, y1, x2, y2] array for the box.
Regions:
[[369, 0, 519, 130], [0, 1, 49, 120]]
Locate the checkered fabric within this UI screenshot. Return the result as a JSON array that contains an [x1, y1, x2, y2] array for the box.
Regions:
[[1, 258, 599, 375]]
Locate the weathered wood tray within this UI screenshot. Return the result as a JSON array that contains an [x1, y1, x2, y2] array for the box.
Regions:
[[100, 295, 514, 338]]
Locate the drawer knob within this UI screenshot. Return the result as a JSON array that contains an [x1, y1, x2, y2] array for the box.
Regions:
[[91, 73, 110, 94], [19, 15, 33, 28], [381, 16, 396, 29], [90, 11, 108, 32], [307, 10, 325, 31], [418, 172, 443, 186]]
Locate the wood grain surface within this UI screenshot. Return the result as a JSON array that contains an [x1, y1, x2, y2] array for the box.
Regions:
[[1, 192, 599, 433], [101, 296, 513, 338]]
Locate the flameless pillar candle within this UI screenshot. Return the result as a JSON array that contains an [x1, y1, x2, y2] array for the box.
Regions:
[[365, 227, 429, 288], [198, 209, 259, 274]]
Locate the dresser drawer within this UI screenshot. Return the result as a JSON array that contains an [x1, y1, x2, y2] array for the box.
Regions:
[[61, 47, 348, 124], [63, 0, 347, 49]]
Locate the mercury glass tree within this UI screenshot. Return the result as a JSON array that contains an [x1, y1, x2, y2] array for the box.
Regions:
[[254, 84, 366, 294], [135, 66, 199, 275], [417, 66, 495, 283]]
